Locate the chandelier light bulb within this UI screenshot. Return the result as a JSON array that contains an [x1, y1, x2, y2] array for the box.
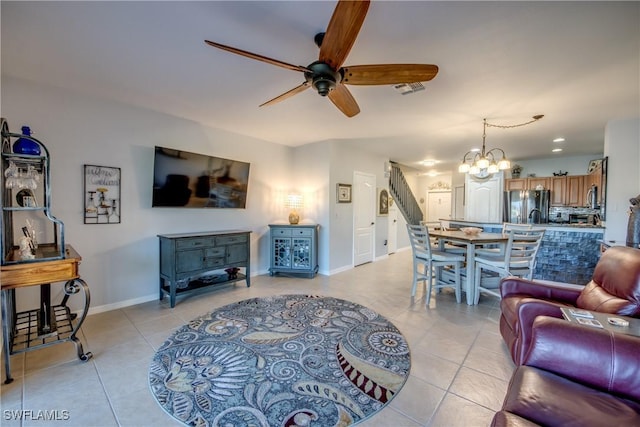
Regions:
[[476, 157, 490, 169], [498, 159, 511, 170]]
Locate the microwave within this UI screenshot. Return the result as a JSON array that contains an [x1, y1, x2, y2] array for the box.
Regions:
[[569, 214, 590, 224]]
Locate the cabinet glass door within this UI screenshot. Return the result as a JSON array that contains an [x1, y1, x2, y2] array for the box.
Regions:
[[292, 238, 311, 269], [273, 238, 292, 268]]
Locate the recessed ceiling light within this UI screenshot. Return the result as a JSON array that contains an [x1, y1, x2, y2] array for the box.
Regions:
[[552, 148, 563, 152], [553, 137, 565, 143], [470, 148, 481, 152], [421, 159, 439, 167], [427, 171, 438, 177]]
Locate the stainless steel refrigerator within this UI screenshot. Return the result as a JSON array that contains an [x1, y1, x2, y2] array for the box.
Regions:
[[503, 190, 550, 224]]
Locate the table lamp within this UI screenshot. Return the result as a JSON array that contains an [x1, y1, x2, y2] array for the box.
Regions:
[[287, 194, 303, 224]]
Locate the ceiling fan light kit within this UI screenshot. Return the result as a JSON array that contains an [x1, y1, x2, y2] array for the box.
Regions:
[[458, 115, 544, 178], [204, 0, 438, 117]]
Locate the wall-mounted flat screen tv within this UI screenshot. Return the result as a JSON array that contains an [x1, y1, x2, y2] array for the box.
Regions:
[[152, 146, 250, 208]]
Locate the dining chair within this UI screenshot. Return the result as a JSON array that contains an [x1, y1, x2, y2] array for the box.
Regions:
[[407, 224, 465, 304], [423, 220, 466, 254], [475, 222, 533, 257], [473, 228, 545, 304]]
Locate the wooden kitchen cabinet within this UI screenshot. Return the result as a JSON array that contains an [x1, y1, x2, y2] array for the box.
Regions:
[[549, 176, 567, 206], [505, 178, 527, 191], [566, 175, 586, 207], [505, 177, 549, 192], [527, 177, 550, 190]]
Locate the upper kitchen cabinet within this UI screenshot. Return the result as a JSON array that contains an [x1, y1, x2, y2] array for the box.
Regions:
[[565, 175, 585, 207], [505, 178, 527, 191], [550, 176, 567, 206], [505, 177, 549, 191], [527, 177, 550, 190]]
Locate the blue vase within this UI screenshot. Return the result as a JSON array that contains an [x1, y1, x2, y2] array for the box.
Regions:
[[13, 126, 41, 155]]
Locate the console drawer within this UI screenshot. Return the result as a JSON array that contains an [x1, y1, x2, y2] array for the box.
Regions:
[[176, 237, 215, 250], [216, 234, 248, 245]]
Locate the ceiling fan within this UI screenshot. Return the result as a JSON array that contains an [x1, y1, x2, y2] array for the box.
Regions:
[[204, 0, 439, 117]]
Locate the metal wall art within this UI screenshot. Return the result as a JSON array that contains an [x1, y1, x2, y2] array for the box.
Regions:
[[84, 165, 120, 224]]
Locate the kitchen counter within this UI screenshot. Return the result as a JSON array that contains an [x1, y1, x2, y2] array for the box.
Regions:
[[446, 219, 604, 284], [446, 219, 604, 232]]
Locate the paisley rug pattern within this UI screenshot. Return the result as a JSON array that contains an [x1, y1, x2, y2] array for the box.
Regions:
[[149, 294, 411, 426]]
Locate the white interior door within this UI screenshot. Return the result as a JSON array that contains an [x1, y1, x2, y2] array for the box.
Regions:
[[387, 200, 398, 254], [453, 185, 465, 220], [426, 191, 452, 222], [464, 173, 504, 222], [353, 171, 375, 266]]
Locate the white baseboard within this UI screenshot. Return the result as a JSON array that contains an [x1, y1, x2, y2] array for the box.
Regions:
[[88, 293, 158, 316]]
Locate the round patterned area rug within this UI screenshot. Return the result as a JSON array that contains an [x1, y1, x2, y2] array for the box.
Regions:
[[149, 294, 411, 426]]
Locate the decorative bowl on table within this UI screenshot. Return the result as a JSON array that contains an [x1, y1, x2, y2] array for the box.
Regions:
[[461, 227, 483, 236]]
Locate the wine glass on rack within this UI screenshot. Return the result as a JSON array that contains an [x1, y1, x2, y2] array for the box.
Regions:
[[4, 161, 19, 189], [108, 198, 119, 223]]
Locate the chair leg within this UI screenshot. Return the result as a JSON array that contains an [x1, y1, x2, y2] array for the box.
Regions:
[[474, 263, 482, 305], [426, 261, 433, 305], [454, 262, 461, 303], [411, 260, 418, 297]]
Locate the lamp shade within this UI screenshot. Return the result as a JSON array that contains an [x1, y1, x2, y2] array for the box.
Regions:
[[286, 194, 303, 209]]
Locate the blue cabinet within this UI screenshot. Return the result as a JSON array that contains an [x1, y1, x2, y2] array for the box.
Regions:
[[269, 224, 318, 278], [158, 230, 251, 307]]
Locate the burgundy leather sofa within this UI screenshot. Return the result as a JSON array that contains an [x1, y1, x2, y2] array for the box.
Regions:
[[492, 316, 640, 427], [499, 246, 640, 364]]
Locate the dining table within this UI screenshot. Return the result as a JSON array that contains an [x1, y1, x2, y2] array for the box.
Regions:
[[429, 229, 509, 305]]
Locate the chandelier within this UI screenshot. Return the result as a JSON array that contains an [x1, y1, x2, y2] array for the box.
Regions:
[[458, 115, 544, 177]]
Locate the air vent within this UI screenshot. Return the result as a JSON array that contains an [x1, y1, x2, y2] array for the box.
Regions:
[[392, 82, 425, 95]]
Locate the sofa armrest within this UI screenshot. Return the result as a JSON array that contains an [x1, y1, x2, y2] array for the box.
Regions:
[[524, 316, 640, 402], [500, 277, 582, 304], [509, 299, 569, 364]]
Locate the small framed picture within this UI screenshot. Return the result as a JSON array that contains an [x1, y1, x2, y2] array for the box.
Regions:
[[378, 188, 389, 216], [337, 183, 352, 203]]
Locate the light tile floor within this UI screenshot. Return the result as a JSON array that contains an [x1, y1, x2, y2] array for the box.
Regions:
[[1, 249, 514, 426]]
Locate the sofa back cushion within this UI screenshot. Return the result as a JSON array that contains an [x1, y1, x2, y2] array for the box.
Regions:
[[576, 246, 640, 316]]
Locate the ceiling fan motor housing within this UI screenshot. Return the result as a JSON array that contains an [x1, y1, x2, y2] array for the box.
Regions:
[[305, 61, 341, 96]]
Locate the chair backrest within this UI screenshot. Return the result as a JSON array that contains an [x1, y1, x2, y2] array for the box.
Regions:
[[503, 228, 545, 270], [502, 222, 533, 233], [420, 221, 440, 232], [407, 224, 433, 259]]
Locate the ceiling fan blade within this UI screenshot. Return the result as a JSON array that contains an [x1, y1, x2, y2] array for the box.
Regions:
[[328, 84, 360, 117], [259, 82, 310, 107], [319, 0, 370, 70], [205, 40, 311, 73], [341, 64, 439, 85]]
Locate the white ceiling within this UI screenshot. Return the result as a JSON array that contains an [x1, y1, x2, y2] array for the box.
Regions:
[[2, 1, 638, 174]]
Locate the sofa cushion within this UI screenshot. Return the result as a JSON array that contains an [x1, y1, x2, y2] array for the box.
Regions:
[[576, 247, 640, 316], [501, 366, 640, 427]]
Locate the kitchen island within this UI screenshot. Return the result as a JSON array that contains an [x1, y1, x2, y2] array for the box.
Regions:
[[446, 220, 604, 284]]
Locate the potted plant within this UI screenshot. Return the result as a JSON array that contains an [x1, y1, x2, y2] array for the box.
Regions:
[[511, 164, 522, 178]]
